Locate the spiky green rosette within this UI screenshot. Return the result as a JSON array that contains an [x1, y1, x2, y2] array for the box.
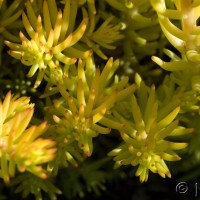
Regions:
[[0, 91, 56, 183], [48, 57, 135, 159], [108, 74, 192, 182], [61, 0, 124, 59], [151, 0, 200, 97], [5, 0, 124, 88], [4, 0, 90, 88]]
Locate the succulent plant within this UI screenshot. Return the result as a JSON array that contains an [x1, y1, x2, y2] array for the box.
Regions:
[[1, 0, 200, 199], [108, 74, 193, 182], [48, 57, 135, 160], [0, 91, 56, 183]]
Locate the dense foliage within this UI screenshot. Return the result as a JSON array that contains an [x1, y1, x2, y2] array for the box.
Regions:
[[0, 0, 200, 199]]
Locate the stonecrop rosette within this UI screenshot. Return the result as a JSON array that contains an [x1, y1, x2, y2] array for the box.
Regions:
[[0, 91, 56, 183], [108, 74, 193, 182], [51, 57, 135, 157], [60, 0, 124, 59], [150, 0, 200, 95], [5, 0, 89, 88]]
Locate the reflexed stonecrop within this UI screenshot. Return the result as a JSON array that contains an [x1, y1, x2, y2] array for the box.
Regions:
[[4, 0, 89, 88], [4, 0, 124, 88], [60, 0, 124, 59], [108, 74, 193, 182], [151, 0, 200, 94], [50, 57, 135, 157], [0, 91, 56, 183]]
